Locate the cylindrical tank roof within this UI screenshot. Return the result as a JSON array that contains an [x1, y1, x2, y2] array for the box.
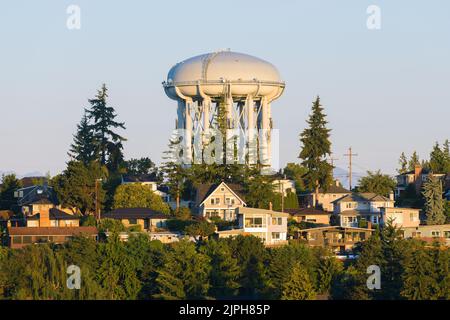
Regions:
[[163, 51, 285, 101]]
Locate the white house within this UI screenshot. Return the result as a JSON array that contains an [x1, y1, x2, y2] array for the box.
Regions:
[[332, 193, 395, 227], [216, 207, 289, 246], [194, 182, 246, 221]]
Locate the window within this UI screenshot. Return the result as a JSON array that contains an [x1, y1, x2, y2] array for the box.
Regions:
[[128, 219, 137, 225], [210, 197, 220, 205], [12, 236, 22, 244], [22, 236, 32, 244], [444, 231, 450, 239], [409, 212, 417, 221], [306, 219, 317, 223], [272, 232, 281, 240], [431, 231, 441, 238], [245, 217, 264, 228], [271, 217, 282, 225], [225, 198, 234, 205], [412, 231, 421, 238]]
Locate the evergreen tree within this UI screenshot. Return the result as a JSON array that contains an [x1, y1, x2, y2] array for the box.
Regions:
[[86, 84, 126, 172], [401, 246, 439, 300], [398, 152, 408, 174], [433, 246, 450, 299], [443, 139, 450, 173], [68, 112, 96, 165], [96, 234, 141, 300], [281, 262, 316, 300], [429, 141, 450, 173], [0, 174, 22, 210], [422, 175, 446, 225], [408, 151, 420, 171], [154, 240, 211, 299], [200, 240, 240, 298], [299, 97, 333, 206]]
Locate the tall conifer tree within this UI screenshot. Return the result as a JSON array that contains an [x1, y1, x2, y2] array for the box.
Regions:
[[299, 96, 333, 206], [86, 84, 126, 172]]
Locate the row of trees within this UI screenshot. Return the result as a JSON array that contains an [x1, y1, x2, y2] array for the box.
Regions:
[[398, 140, 450, 175], [1, 222, 448, 300]]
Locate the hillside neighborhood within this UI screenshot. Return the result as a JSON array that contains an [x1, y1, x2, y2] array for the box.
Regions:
[[0, 85, 449, 301]]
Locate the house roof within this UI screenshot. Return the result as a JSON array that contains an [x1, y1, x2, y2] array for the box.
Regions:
[[8, 226, 98, 236], [196, 182, 246, 205], [16, 184, 58, 206], [238, 207, 290, 217], [102, 208, 170, 220], [27, 208, 80, 221], [284, 208, 331, 216], [331, 192, 391, 204]]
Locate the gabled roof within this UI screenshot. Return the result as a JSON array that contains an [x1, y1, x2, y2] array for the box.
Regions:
[[8, 226, 98, 236], [331, 192, 391, 204], [284, 208, 331, 216], [17, 185, 58, 206], [103, 208, 169, 220], [27, 208, 80, 221], [197, 182, 246, 206]]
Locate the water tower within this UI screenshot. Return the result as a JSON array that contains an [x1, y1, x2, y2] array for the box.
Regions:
[[163, 50, 285, 170]]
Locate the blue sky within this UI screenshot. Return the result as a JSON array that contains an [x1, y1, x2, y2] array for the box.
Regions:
[[0, 0, 449, 179]]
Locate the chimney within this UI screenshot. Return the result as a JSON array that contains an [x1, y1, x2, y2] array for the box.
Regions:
[[414, 164, 422, 179], [335, 180, 340, 187], [39, 205, 51, 227], [367, 221, 372, 230], [269, 202, 273, 211], [389, 192, 395, 201]]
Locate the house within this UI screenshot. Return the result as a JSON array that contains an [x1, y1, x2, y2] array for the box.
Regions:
[[194, 182, 246, 221], [402, 224, 450, 246], [301, 181, 351, 212], [26, 208, 80, 227], [284, 207, 331, 225], [332, 192, 395, 227], [395, 165, 447, 198], [121, 174, 169, 201], [216, 207, 289, 246], [380, 207, 421, 228], [7, 226, 98, 249], [102, 208, 170, 231], [297, 226, 375, 254]]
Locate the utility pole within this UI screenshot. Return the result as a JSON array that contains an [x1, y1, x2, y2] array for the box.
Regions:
[[95, 178, 102, 222], [343, 147, 358, 191]]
